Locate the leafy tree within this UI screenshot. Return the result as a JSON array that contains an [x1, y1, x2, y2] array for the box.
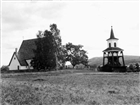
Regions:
[[50, 24, 66, 70], [65, 42, 88, 68], [57, 45, 68, 69], [50, 24, 61, 46], [31, 30, 57, 70], [31, 24, 65, 70]]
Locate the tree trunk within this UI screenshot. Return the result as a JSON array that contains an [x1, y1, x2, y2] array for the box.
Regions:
[[55, 52, 58, 71]]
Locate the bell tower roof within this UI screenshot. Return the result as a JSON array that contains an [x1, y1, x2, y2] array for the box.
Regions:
[[107, 26, 118, 41]]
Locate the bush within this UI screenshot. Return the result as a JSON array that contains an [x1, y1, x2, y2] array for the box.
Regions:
[[90, 64, 97, 69], [128, 64, 135, 71], [127, 63, 140, 72], [135, 63, 140, 72], [0, 65, 9, 73]]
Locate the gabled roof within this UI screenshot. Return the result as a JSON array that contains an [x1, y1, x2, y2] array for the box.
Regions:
[[107, 26, 118, 41], [103, 47, 123, 52], [8, 52, 20, 66], [17, 38, 37, 66]]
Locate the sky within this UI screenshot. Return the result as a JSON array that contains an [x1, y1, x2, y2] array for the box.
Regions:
[[1, 0, 139, 66]]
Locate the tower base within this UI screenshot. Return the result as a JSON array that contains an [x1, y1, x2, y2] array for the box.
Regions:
[[101, 65, 127, 72]]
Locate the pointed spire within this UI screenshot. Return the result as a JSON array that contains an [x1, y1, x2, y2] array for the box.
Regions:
[[107, 26, 118, 41], [110, 26, 115, 39]]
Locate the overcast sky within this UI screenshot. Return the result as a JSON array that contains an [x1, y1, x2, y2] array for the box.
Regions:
[[1, 0, 139, 65]]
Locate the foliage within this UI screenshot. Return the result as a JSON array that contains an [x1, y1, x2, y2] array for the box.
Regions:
[[129, 64, 135, 71], [127, 63, 140, 72], [65, 42, 88, 68], [31, 24, 65, 70], [90, 64, 97, 69], [50, 24, 61, 46], [135, 63, 140, 72], [31, 30, 57, 70], [57, 45, 68, 69], [31, 24, 89, 70], [36, 30, 43, 38], [0, 65, 9, 72], [50, 24, 65, 69]]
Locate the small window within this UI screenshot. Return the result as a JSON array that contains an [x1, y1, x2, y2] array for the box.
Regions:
[[14, 57, 16, 60], [114, 43, 116, 47], [109, 43, 111, 47]]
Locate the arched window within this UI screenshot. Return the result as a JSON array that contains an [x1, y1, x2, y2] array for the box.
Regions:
[[109, 43, 111, 47], [114, 43, 116, 47]]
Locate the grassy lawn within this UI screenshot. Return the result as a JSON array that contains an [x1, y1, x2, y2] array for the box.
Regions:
[[0, 69, 140, 105]]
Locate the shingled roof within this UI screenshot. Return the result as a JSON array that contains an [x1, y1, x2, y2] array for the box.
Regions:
[[17, 38, 37, 66], [103, 47, 123, 52], [107, 26, 118, 41]]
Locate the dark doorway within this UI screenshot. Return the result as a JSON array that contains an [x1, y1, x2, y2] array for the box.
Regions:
[[17, 66, 19, 70]]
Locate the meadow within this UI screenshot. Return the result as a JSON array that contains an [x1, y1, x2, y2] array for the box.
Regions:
[[1, 69, 140, 105]]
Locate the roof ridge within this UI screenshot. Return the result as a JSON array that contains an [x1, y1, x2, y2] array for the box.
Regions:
[[23, 38, 38, 41]]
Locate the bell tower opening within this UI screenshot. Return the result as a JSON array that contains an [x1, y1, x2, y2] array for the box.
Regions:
[[109, 43, 111, 47], [114, 42, 116, 47]]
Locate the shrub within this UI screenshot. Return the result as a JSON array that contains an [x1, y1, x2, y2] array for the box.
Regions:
[[127, 63, 140, 72], [89, 64, 98, 71], [135, 63, 140, 72], [0, 65, 9, 73], [129, 64, 135, 71]]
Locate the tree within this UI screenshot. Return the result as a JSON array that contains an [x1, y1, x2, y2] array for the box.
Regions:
[[31, 30, 57, 70], [31, 24, 64, 71], [50, 24, 61, 46], [79, 49, 89, 67], [50, 24, 63, 70], [57, 45, 68, 69], [65, 42, 88, 68]]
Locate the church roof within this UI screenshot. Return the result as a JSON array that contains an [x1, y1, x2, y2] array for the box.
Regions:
[[107, 26, 118, 41], [103, 47, 123, 52], [17, 38, 37, 66]]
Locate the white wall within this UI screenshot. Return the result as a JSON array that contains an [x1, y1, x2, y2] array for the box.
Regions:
[[26, 60, 33, 69], [107, 39, 118, 47], [9, 54, 33, 70], [9, 54, 20, 70], [20, 66, 28, 70]]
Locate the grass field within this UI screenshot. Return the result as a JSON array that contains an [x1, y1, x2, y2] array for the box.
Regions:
[[0, 69, 140, 105]]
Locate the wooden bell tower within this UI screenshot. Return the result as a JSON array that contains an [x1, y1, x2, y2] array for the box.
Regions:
[[102, 26, 126, 72]]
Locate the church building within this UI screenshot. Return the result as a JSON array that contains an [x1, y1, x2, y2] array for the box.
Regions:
[[8, 39, 37, 70]]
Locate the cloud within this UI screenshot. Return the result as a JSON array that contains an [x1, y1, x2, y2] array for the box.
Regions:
[[25, 2, 66, 19], [2, 2, 66, 32], [130, 23, 139, 30], [2, 2, 30, 31]]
